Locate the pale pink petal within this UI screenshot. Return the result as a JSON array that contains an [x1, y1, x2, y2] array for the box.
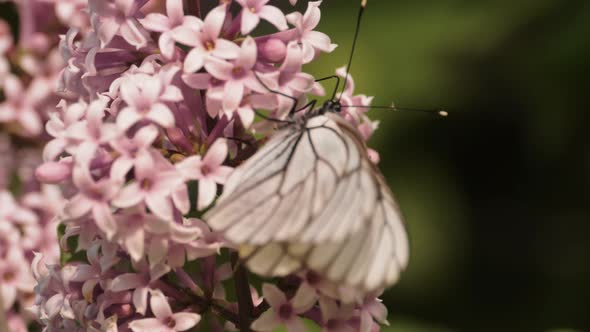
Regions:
[[172, 185, 190, 214], [0, 284, 17, 309], [366, 299, 388, 324], [141, 76, 164, 100], [285, 12, 302, 28], [119, 20, 148, 49], [245, 71, 275, 92], [146, 194, 174, 220], [134, 149, 156, 180], [169, 222, 201, 243], [92, 204, 117, 239], [203, 5, 226, 39], [110, 157, 134, 181], [43, 138, 67, 161], [171, 25, 200, 46], [134, 286, 149, 315], [223, 80, 244, 111], [112, 183, 143, 208], [144, 216, 172, 234], [258, 6, 288, 31], [116, 107, 142, 131], [281, 42, 303, 72], [124, 225, 145, 262], [166, 0, 185, 24], [148, 237, 169, 265], [292, 283, 316, 313], [261, 283, 286, 307], [150, 290, 173, 319], [305, 30, 333, 52], [175, 155, 203, 180], [110, 273, 145, 292], [236, 107, 254, 128], [97, 17, 120, 47], [173, 312, 201, 331], [140, 13, 170, 32], [241, 9, 260, 35], [211, 39, 240, 59], [161, 85, 183, 102], [129, 318, 164, 331], [3, 75, 23, 99], [64, 194, 92, 219], [301, 42, 316, 63], [251, 310, 281, 332], [18, 110, 42, 135], [204, 57, 233, 81], [203, 139, 228, 167], [303, 2, 321, 29], [147, 103, 175, 128], [82, 278, 100, 303], [159, 32, 176, 59], [70, 265, 98, 281], [237, 37, 257, 69], [135, 124, 160, 146], [184, 47, 205, 73], [197, 178, 216, 210], [289, 73, 314, 92]]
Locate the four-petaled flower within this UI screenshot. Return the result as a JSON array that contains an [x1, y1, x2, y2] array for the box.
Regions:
[[113, 149, 184, 221], [205, 37, 269, 112], [117, 70, 183, 131], [176, 138, 233, 210], [139, 0, 203, 58], [251, 283, 317, 332], [236, 0, 289, 35], [173, 4, 240, 73], [285, 1, 337, 63], [129, 289, 201, 332]]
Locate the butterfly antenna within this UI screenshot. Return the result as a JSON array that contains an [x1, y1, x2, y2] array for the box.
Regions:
[[338, 0, 368, 102], [341, 104, 448, 117]]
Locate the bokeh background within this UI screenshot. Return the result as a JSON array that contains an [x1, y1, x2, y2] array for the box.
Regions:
[[303, 0, 590, 331]]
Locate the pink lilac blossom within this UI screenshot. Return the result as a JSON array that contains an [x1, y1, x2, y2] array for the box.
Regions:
[[2, 0, 391, 331]]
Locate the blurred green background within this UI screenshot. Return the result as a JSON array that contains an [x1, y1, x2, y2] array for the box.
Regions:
[[303, 0, 590, 331]]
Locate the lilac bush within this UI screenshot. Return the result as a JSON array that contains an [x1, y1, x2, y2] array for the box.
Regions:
[[1, 0, 388, 331]]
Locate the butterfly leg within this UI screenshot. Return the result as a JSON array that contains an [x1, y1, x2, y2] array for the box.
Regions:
[[315, 75, 341, 101]]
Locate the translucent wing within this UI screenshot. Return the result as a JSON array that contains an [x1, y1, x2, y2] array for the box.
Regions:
[[205, 113, 409, 293]]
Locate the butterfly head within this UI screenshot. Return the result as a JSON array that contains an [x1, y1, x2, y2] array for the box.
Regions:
[[320, 99, 342, 115]]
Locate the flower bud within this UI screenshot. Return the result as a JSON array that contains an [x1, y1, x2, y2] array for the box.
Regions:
[[259, 38, 287, 63], [35, 160, 72, 183]]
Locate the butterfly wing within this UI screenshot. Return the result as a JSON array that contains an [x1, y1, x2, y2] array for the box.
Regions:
[[205, 113, 409, 293]]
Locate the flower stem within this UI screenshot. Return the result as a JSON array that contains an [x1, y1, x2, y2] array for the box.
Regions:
[[232, 253, 254, 332], [0, 294, 8, 332]]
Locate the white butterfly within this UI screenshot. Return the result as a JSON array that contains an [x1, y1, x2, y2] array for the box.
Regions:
[[204, 102, 409, 295]]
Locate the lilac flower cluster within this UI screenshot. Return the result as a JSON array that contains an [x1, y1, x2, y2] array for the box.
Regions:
[[4, 0, 387, 331]]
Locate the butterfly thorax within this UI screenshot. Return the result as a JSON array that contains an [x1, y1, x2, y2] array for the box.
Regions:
[[318, 99, 342, 115], [288, 99, 343, 130]]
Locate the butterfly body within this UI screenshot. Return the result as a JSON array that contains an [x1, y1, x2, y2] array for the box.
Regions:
[[205, 107, 409, 295]]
